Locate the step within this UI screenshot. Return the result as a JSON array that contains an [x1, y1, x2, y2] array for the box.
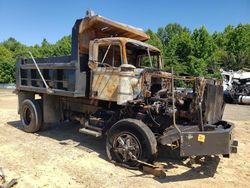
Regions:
[[85, 121, 103, 132], [79, 128, 102, 137]]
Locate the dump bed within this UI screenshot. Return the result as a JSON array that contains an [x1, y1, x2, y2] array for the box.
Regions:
[[16, 55, 81, 97]]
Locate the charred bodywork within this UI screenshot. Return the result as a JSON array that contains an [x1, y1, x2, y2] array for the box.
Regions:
[[15, 10, 237, 169]]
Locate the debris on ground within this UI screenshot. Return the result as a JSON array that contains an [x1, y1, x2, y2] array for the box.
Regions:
[[0, 168, 17, 188]]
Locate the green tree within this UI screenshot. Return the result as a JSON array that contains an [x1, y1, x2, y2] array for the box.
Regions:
[[39, 38, 56, 57], [2, 37, 28, 58], [165, 30, 193, 74], [222, 24, 250, 70], [157, 23, 189, 46], [0, 45, 15, 83], [187, 56, 207, 76], [146, 29, 163, 52], [54, 35, 71, 56], [192, 26, 216, 59], [0, 35, 72, 83], [157, 24, 191, 74], [0, 45, 12, 62]]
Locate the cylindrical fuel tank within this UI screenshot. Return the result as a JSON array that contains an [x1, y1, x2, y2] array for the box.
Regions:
[[117, 64, 136, 105], [238, 95, 250, 104]]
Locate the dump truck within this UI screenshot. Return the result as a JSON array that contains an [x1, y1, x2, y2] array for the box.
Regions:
[[15, 10, 237, 169]]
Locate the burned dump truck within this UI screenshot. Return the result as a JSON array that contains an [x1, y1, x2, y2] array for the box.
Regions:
[[15, 10, 237, 169]]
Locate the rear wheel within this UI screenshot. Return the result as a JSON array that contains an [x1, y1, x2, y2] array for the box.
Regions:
[[106, 119, 157, 169], [21, 99, 42, 133]]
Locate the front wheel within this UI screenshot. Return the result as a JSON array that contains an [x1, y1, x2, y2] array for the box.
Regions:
[[106, 119, 157, 169]]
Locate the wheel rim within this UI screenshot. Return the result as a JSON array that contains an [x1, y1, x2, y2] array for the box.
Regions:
[[112, 132, 142, 163], [23, 105, 33, 125]]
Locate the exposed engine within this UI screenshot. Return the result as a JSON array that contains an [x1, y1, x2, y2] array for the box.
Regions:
[[118, 69, 210, 135]]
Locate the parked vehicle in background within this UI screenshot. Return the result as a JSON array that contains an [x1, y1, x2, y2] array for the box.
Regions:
[[222, 69, 250, 104]]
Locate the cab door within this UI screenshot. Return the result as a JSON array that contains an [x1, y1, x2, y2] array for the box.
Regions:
[[89, 42, 122, 102]]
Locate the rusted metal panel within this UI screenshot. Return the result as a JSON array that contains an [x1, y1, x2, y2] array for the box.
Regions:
[[91, 67, 120, 101], [203, 84, 225, 124], [78, 14, 150, 53]]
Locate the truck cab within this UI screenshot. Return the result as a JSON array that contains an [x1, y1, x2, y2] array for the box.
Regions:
[[88, 37, 161, 104]]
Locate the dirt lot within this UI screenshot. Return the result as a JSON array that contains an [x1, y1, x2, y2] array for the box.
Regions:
[[0, 91, 250, 188]]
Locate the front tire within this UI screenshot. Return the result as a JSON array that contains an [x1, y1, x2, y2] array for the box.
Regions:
[[20, 99, 42, 133], [106, 119, 157, 169]]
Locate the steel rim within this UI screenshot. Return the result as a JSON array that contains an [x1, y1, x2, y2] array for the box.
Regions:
[[112, 132, 142, 163]]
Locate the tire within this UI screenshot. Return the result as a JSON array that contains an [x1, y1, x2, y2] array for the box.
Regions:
[[223, 91, 234, 103], [106, 118, 157, 169], [20, 99, 42, 133]]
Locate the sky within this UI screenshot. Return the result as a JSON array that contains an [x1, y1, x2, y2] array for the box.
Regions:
[[0, 0, 249, 46]]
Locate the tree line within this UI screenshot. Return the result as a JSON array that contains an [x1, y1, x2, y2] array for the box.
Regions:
[[0, 36, 71, 83], [146, 23, 250, 77], [0, 23, 249, 83]]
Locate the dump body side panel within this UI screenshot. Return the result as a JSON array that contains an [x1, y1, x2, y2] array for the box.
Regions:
[[16, 55, 88, 97]]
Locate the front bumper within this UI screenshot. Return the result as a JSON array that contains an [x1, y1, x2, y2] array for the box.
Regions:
[[159, 121, 238, 157], [180, 121, 237, 157]]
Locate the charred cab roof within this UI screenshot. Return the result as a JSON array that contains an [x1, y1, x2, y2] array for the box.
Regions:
[[92, 37, 160, 53]]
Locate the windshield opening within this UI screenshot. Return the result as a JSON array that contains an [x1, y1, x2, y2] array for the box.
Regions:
[[126, 42, 160, 68], [97, 44, 122, 67]]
